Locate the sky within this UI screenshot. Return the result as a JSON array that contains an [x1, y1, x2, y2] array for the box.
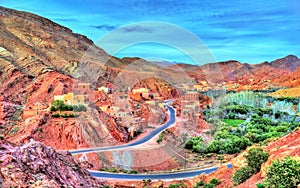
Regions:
[[1, 0, 300, 65]]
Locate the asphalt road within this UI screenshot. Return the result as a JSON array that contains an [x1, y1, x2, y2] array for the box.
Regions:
[[89, 164, 232, 180], [70, 104, 232, 179], [70, 105, 175, 155]]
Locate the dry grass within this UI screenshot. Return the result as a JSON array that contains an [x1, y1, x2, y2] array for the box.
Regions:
[[269, 87, 300, 98]]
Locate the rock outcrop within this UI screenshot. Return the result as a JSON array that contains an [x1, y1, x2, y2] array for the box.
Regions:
[[0, 139, 105, 187]]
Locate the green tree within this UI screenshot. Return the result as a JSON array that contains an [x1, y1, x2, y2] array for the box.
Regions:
[[51, 100, 65, 112], [184, 136, 207, 153]]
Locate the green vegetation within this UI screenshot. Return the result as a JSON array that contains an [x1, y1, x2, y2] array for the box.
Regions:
[[90, 91, 299, 187], [194, 178, 221, 188], [37, 127, 43, 133], [233, 148, 269, 185], [52, 113, 79, 118], [226, 104, 254, 114], [133, 128, 142, 137], [200, 91, 300, 155], [233, 166, 253, 185], [245, 148, 270, 172], [245, 114, 299, 144], [99, 167, 138, 174], [276, 96, 299, 104], [264, 157, 300, 188], [206, 135, 251, 154], [107, 167, 119, 173], [6, 164, 13, 169], [168, 183, 187, 188], [184, 136, 207, 153], [50, 100, 87, 112], [123, 169, 138, 174], [226, 91, 268, 108], [222, 119, 245, 127], [156, 132, 164, 143], [52, 113, 60, 118], [8, 126, 19, 135], [256, 183, 265, 188]]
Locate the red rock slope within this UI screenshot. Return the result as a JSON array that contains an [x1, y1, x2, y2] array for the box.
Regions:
[[0, 139, 105, 187]]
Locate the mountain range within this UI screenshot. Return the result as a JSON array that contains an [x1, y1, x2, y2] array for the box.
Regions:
[[1, 5, 300, 187], [1, 6, 300, 102]]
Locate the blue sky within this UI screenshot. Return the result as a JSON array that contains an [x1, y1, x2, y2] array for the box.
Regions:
[[1, 0, 300, 65]]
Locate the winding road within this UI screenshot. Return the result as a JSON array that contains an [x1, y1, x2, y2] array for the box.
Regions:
[[70, 104, 232, 180], [70, 105, 175, 155]]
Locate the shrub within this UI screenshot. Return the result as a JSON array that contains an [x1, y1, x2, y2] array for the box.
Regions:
[[228, 112, 236, 119], [209, 178, 221, 186], [258, 108, 273, 116], [264, 157, 300, 188], [37, 127, 43, 133], [134, 128, 142, 137], [168, 183, 187, 188], [226, 105, 252, 114], [193, 179, 221, 188], [194, 181, 205, 187], [184, 136, 204, 149], [217, 155, 224, 161], [52, 113, 60, 118], [50, 100, 65, 112], [250, 116, 272, 126], [73, 104, 87, 112], [156, 132, 164, 143], [107, 167, 119, 173], [206, 140, 221, 153], [124, 170, 138, 174], [233, 166, 253, 185], [203, 184, 214, 188], [275, 111, 281, 119], [184, 136, 207, 153], [193, 144, 208, 153], [8, 127, 19, 135], [233, 148, 269, 185], [245, 147, 269, 172], [256, 183, 265, 188]]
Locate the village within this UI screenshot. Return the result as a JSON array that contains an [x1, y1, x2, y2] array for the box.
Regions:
[[20, 77, 271, 132], [20, 80, 216, 137]]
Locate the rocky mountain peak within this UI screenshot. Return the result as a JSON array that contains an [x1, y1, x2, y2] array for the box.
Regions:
[[270, 54, 300, 71]]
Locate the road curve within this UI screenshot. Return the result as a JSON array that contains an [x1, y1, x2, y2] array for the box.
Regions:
[[70, 105, 175, 155], [89, 164, 232, 180], [70, 104, 232, 180]]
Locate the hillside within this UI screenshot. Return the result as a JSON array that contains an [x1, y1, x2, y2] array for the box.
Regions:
[[203, 128, 300, 188], [0, 6, 183, 150]]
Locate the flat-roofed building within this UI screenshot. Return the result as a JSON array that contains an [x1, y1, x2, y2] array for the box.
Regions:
[[54, 95, 64, 101], [98, 86, 110, 93], [132, 88, 149, 94], [184, 91, 199, 101], [64, 92, 74, 105], [73, 95, 85, 105]]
